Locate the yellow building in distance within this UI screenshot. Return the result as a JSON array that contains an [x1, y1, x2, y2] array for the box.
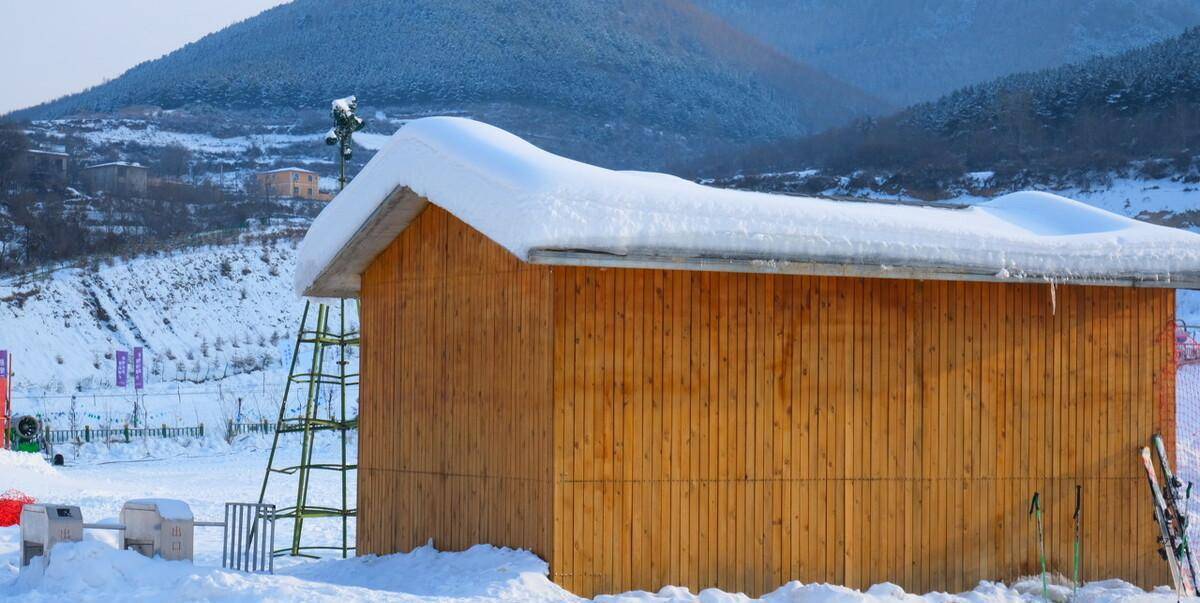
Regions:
[[254, 167, 332, 201]]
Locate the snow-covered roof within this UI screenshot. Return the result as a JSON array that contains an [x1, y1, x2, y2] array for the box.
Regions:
[[27, 149, 69, 157], [295, 117, 1200, 298], [259, 167, 318, 175], [84, 161, 145, 170]]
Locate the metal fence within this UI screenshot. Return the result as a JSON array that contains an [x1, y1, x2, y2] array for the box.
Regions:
[[227, 420, 276, 439], [220, 502, 276, 574], [41, 421, 277, 445], [44, 424, 207, 444]]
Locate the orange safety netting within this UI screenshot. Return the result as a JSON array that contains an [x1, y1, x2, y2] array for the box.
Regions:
[[0, 489, 35, 527]]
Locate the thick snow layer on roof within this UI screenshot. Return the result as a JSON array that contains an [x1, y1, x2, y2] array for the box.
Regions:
[[84, 161, 145, 170], [259, 167, 317, 175], [295, 117, 1200, 297]]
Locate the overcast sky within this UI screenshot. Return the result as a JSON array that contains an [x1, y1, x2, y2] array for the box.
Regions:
[[1, 0, 290, 115]]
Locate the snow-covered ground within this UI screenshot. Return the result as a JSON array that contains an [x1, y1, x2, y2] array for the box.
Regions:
[[0, 438, 1183, 602]]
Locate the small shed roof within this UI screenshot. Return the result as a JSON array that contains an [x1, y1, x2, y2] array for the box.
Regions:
[[259, 167, 318, 175], [27, 149, 69, 157], [295, 117, 1200, 298], [84, 161, 145, 170]]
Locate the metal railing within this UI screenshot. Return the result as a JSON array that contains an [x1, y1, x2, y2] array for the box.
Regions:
[[38, 421, 279, 445], [227, 420, 276, 439], [44, 424, 207, 444], [221, 502, 276, 574]]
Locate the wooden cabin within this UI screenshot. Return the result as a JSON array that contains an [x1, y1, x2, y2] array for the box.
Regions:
[[296, 117, 1200, 597]]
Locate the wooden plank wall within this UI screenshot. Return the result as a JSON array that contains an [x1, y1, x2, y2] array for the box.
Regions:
[[358, 205, 555, 559], [550, 267, 1175, 597]]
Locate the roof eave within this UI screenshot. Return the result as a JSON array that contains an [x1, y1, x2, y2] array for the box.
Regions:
[[302, 185, 428, 298], [302, 185, 1200, 297], [527, 248, 1200, 290]]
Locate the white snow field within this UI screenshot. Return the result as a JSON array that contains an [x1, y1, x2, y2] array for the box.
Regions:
[[0, 440, 1184, 602]]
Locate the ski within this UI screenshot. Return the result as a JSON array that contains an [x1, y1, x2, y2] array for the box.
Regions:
[[1141, 446, 1195, 596], [1152, 433, 1200, 590], [1029, 492, 1049, 600], [1080, 482, 1089, 590]]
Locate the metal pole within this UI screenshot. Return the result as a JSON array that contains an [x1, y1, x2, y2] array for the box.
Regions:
[[221, 503, 230, 570], [339, 299, 352, 556]]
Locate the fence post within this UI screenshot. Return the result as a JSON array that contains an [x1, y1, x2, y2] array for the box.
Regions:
[[124, 423, 130, 443], [162, 423, 168, 438], [199, 422, 204, 437], [227, 418, 234, 441], [84, 425, 90, 443]]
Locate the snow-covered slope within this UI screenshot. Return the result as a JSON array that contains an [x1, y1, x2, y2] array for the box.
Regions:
[[0, 233, 305, 394]]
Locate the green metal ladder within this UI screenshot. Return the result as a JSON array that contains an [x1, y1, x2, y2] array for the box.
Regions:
[[258, 299, 359, 558]]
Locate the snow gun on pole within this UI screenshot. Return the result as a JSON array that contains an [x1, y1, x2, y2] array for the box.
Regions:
[[325, 96, 365, 192]]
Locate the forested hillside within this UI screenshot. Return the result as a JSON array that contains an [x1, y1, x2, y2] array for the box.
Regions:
[[10, 0, 884, 169], [694, 27, 1200, 195], [697, 0, 1200, 105]]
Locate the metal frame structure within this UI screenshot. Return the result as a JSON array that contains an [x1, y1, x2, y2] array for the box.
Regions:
[[258, 299, 359, 558], [220, 502, 277, 573]]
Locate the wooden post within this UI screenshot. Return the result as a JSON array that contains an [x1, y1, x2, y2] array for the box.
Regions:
[[124, 423, 130, 443], [84, 425, 90, 443]]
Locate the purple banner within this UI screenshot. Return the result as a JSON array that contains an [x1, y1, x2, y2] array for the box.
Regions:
[[133, 347, 144, 390], [115, 350, 128, 387], [0, 350, 7, 378]]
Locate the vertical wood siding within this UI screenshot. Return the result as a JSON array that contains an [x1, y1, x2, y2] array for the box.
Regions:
[[358, 205, 554, 559], [358, 205, 1175, 598], [550, 267, 1175, 597]]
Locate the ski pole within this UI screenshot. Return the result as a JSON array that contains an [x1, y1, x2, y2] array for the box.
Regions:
[[1030, 492, 1048, 601], [1080, 482, 1089, 590]]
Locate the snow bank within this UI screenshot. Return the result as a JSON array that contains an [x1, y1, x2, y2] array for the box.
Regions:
[[0, 449, 56, 478], [0, 449, 60, 496], [6, 540, 384, 603], [295, 117, 1200, 296], [67, 434, 236, 464], [0, 538, 1181, 602]]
